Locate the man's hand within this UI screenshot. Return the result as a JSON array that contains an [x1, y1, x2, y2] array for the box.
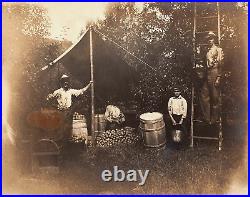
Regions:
[[89, 81, 93, 87], [171, 119, 177, 125], [214, 76, 221, 87], [86, 81, 93, 89]]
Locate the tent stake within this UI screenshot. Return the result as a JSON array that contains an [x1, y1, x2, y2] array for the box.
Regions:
[[90, 26, 95, 146]]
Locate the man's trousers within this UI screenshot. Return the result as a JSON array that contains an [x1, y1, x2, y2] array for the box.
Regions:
[[199, 67, 220, 123]]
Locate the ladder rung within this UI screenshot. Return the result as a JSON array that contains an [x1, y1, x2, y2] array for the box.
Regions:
[[196, 31, 217, 34], [193, 119, 222, 124], [21, 139, 30, 143], [193, 119, 203, 123], [196, 15, 218, 19], [195, 3, 218, 7], [196, 43, 210, 46], [196, 2, 217, 5], [193, 136, 219, 140], [33, 152, 60, 156]]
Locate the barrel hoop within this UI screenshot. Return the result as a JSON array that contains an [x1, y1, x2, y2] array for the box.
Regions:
[[140, 118, 163, 124], [144, 141, 166, 148], [139, 125, 165, 131]]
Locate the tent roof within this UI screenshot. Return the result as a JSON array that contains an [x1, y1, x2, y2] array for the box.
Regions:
[[41, 28, 137, 103]]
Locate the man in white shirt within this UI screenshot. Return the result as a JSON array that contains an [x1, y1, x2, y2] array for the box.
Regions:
[[193, 32, 224, 124], [46, 74, 92, 140], [47, 75, 92, 110], [104, 104, 125, 130], [168, 87, 188, 145], [200, 32, 224, 124], [168, 87, 187, 128]]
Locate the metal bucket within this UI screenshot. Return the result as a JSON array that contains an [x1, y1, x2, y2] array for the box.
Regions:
[[139, 112, 166, 148], [171, 129, 184, 143], [171, 123, 185, 143]]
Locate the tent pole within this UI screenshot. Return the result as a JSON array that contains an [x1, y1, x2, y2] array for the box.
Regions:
[[89, 26, 95, 146]]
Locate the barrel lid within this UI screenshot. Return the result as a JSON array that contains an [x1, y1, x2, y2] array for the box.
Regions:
[[140, 112, 163, 121]]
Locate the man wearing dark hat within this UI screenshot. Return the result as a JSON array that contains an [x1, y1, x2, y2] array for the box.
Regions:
[[199, 31, 224, 124]]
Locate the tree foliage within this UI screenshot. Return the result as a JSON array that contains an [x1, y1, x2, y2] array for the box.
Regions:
[[4, 2, 247, 136], [95, 2, 247, 118], [3, 3, 72, 134]]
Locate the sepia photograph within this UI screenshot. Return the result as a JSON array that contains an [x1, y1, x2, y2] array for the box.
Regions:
[[2, 2, 248, 194]]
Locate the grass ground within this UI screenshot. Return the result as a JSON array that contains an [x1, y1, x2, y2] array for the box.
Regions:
[[2, 121, 248, 194]]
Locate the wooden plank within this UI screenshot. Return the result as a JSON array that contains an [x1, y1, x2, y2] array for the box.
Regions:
[[193, 136, 219, 140]]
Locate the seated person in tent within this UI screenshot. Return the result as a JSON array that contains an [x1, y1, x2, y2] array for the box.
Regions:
[[47, 74, 92, 138], [168, 87, 187, 143], [104, 102, 125, 130]]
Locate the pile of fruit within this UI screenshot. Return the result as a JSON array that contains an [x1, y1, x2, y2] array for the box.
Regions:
[[70, 135, 86, 144], [96, 127, 141, 148]]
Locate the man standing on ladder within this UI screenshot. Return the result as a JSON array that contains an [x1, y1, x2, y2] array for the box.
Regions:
[[199, 31, 224, 125]]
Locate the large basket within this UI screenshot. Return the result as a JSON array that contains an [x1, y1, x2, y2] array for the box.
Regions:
[[27, 108, 71, 142]]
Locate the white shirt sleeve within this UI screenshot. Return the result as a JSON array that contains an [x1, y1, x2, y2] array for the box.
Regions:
[[168, 98, 173, 115], [70, 89, 84, 97], [217, 47, 224, 62], [47, 89, 60, 100], [70, 85, 89, 97], [182, 98, 188, 118], [104, 105, 113, 122]]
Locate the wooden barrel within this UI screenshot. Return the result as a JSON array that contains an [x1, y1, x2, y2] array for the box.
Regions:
[[139, 112, 166, 148], [72, 120, 87, 132], [72, 117, 87, 129], [94, 114, 107, 132], [72, 115, 88, 144]]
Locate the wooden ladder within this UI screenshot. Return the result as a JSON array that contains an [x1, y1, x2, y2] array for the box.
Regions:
[[190, 2, 223, 150]]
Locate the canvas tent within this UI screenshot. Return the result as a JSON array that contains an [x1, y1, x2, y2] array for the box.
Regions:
[[41, 27, 138, 139], [42, 28, 137, 99]]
